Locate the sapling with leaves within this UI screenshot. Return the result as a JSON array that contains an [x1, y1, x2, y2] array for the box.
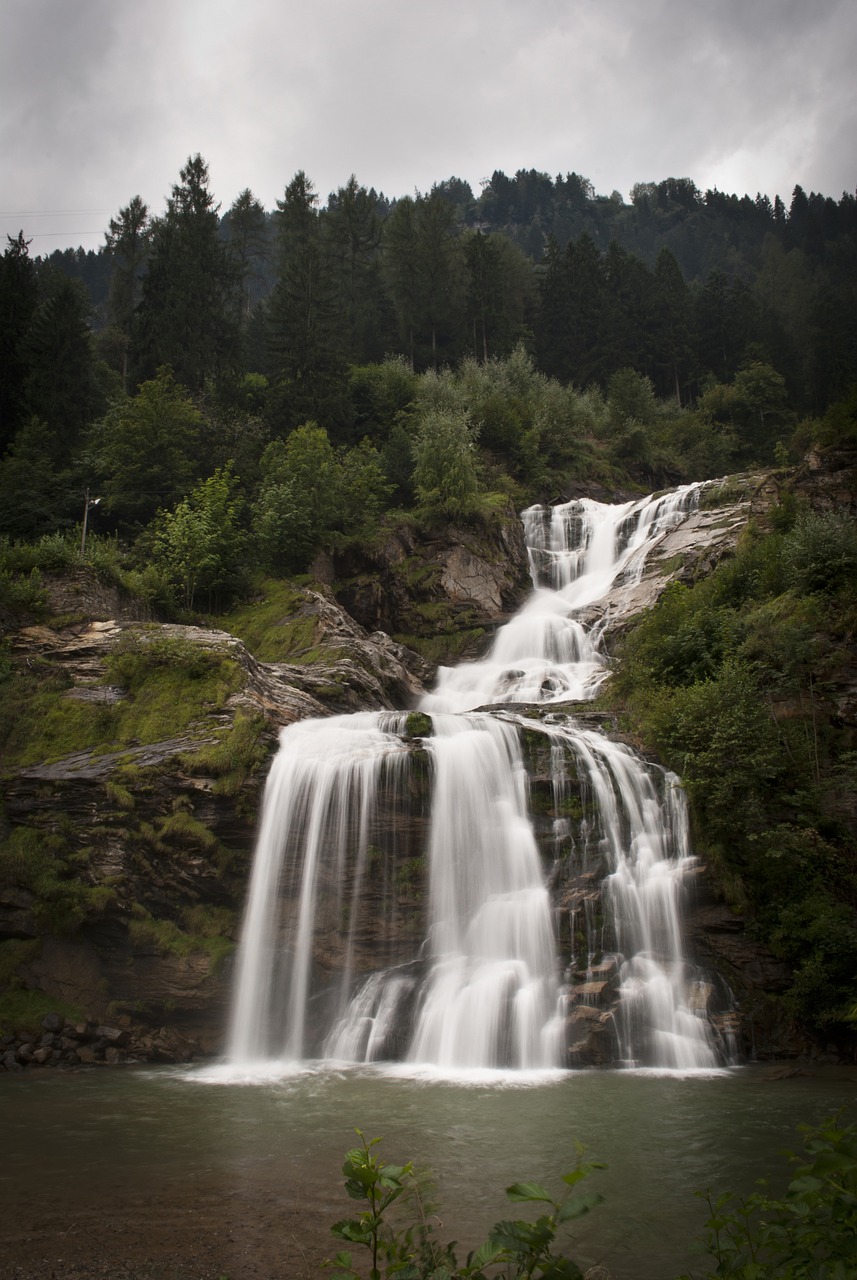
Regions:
[[328, 1130, 605, 1280]]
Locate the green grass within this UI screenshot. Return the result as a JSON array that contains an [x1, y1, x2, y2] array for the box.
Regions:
[[0, 827, 116, 934], [213, 577, 338, 662], [394, 627, 486, 665], [0, 985, 84, 1037], [0, 634, 244, 770], [179, 709, 271, 796], [127, 902, 235, 972]]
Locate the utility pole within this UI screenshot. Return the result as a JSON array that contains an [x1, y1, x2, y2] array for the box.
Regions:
[[80, 489, 100, 559]]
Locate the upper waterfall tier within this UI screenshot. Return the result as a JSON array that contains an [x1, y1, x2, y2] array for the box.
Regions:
[[420, 484, 704, 713]]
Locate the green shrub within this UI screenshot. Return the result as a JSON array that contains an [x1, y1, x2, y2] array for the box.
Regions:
[[0, 566, 48, 616], [781, 510, 857, 596], [610, 515, 857, 1033], [179, 710, 270, 795], [329, 1131, 604, 1280], [684, 1115, 857, 1279]]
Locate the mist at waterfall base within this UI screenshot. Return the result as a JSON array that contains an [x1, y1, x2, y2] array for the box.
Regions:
[[223, 483, 737, 1080]]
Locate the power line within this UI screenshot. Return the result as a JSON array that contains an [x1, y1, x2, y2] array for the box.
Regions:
[[9, 230, 106, 240], [0, 209, 112, 217]]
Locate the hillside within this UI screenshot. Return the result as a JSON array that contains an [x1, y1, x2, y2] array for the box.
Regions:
[[2, 453, 854, 1068]]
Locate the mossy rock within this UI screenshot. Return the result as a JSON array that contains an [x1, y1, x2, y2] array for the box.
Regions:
[[404, 712, 433, 739]]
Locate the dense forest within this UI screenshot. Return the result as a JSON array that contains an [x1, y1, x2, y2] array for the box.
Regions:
[[1, 154, 856, 1050], [2, 154, 857, 555]]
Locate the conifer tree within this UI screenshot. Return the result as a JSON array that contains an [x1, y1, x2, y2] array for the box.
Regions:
[[0, 231, 38, 451], [267, 172, 347, 432], [326, 175, 385, 363], [226, 188, 269, 324], [136, 155, 239, 393], [104, 195, 150, 387], [383, 196, 421, 366]]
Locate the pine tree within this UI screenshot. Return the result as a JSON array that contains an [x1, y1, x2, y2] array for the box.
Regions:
[[383, 197, 421, 366], [267, 172, 347, 432], [225, 188, 269, 324], [326, 176, 385, 362], [136, 155, 239, 393], [0, 231, 38, 451], [24, 272, 102, 462], [104, 195, 150, 387]]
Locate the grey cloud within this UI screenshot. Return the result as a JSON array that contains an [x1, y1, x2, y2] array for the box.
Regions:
[[2, 0, 854, 254]]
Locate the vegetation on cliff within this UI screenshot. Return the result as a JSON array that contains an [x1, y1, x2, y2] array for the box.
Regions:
[[607, 476, 857, 1035]]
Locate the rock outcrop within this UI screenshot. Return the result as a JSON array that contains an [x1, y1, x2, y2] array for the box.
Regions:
[[0, 580, 431, 1063], [327, 509, 532, 662]]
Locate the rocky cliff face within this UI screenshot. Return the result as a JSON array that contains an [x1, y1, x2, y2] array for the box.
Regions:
[[324, 508, 532, 664], [0, 583, 430, 1064]]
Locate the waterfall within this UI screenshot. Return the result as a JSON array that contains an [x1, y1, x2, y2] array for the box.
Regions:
[[227, 483, 735, 1072]]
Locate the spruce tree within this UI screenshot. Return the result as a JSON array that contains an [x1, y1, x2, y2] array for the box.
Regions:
[[136, 154, 239, 394], [267, 171, 347, 433]]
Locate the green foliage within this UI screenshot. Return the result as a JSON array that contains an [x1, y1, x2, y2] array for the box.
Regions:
[[253, 424, 338, 570], [0, 826, 115, 935], [0, 417, 75, 538], [684, 1115, 857, 1280], [88, 366, 204, 529], [127, 901, 234, 969], [337, 438, 395, 540], [0, 564, 48, 616], [0, 632, 243, 770], [781, 510, 857, 596], [253, 424, 392, 571], [329, 1132, 604, 1280], [0, 526, 173, 618], [644, 660, 780, 840], [0, 950, 83, 1036], [148, 464, 248, 610], [607, 367, 657, 431], [412, 407, 480, 520], [0, 528, 79, 574], [179, 709, 270, 796], [135, 154, 240, 394], [612, 513, 857, 1030], [215, 576, 345, 665]]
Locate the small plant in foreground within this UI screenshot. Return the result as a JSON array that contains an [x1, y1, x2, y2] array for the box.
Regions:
[[328, 1130, 604, 1280], [682, 1114, 857, 1280]]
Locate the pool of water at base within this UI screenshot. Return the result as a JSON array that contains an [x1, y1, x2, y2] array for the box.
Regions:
[[1, 1062, 854, 1279]]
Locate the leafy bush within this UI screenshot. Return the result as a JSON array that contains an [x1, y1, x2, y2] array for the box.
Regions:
[[412, 407, 480, 520], [684, 1115, 857, 1279], [781, 510, 857, 596], [0, 566, 48, 616], [329, 1130, 604, 1280], [0, 827, 115, 935], [330, 1121, 857, 1280]]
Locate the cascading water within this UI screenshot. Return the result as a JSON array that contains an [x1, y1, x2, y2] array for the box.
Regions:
[[227, 483, 736, 1072]]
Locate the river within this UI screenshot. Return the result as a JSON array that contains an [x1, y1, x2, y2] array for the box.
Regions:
[[1, 1062, 853, 1278]]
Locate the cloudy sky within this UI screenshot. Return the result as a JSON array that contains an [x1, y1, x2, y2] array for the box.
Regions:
[[3, 0, 856, 255]]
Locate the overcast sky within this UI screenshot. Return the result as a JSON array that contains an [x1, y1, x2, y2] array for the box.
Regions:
[[3, 0, 856, 255]]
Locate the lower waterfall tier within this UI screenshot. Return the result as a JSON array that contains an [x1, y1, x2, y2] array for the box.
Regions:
[[227, 711, 737, 1071]]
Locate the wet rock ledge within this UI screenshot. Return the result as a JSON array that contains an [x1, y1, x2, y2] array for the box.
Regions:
[[1, 1010, 200, 1070]]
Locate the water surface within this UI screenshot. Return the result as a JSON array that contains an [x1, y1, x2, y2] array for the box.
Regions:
[[1, 1063, 853, 1278]]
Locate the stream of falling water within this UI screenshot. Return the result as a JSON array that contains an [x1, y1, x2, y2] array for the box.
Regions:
[[227, 483, 736, 1073]]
